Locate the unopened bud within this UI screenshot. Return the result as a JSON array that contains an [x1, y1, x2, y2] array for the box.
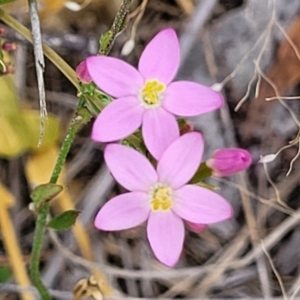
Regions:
[[185, 221, 207, 233], [207, 148, 252, 177], [76, 60, 92, 83]]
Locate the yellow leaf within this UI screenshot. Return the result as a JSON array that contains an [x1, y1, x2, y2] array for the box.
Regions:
[[0, 114, 28, 158], [21, 110, 60, 152], [25, 146, 62, 185], [0, 75, 20, 116], [0, 184, 34, 300], [0, 182, 14, 207], [0, 110, 60, 158]]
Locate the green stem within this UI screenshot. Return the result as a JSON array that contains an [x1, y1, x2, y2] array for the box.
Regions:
[[99, 0, 132, 55], [29, 99, 88, 299], [1, 1, 133, 298], [29, 204, 51, 300]]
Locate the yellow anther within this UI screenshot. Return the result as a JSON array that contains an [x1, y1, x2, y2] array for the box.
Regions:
[[150, 186, 172, 211], [141, 79, 166, 106]]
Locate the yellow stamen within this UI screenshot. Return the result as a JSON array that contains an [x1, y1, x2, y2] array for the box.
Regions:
[[141, 79, 166, 106], [150, 185, 172, 211]]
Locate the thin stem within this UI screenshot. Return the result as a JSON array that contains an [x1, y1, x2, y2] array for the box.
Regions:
[[0, 1, 133, 298], [29, 204, 51, 300], [49, 112, 82, 184], [29, 99, 88, 299], [99, 0, 132, 55]]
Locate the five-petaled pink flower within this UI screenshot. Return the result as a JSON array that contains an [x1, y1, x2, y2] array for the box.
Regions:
[[206, 148, 252, 177], [83, 28, 224, 160], [94, 132, 233, 267]]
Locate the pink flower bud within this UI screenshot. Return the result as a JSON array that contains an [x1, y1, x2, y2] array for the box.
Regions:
[[76, 60, 92, 83], [206, 148, 252, 177], [185, 221, 207, 233]]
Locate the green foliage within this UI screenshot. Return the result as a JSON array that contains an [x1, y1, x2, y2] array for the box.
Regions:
[[80, 82, 112, 116], [190, 163, 213, 183], [0, 76, 61, 158], [0, 0, 17, 5], [30, 183, 63, 210], [0, 266, 11, 283], [47, 210, 80, 230]]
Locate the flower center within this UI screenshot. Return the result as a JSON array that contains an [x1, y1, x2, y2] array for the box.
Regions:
[[149, 184, 173, 212], [141, 79, 166, 107]]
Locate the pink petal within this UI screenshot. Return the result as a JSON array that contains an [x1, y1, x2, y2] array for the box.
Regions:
[[157, 132, 204, 189], [91, 97, 144, 142], [185, 222, 207, 233], [138, 28, 180, 85], [163, 81, 224, 116], [86, 56, 144, 98], [142, 107, 179, 160], [104, 143, 158, 192], [147, 211, 184, 267], [173, 185, 233, 224], [94, 192, 150, 230]]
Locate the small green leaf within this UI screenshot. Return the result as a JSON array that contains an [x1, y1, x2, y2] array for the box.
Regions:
[[30, 183, 63, 209], [0, 0, 17, 5], [47, 210, 80, 230], [190, 163, 213, 183], [0, 267, 11, 283]]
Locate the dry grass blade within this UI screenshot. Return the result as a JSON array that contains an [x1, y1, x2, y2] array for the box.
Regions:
[[27, 0, 46, 146], [0, 184, 34, 300]]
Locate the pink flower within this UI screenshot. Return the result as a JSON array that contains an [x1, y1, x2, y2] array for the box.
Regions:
[[83, 28, 224, 160], [94, 132, 233, 266], [206, 148, 252, 177]]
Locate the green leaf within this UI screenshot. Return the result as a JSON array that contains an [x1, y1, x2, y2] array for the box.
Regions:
[[30, 183, 63, 209], [47, 210, 80, 230], [0, 266, 11, 283], [190, 163, 213, 183], [0, 0, 17, 6]]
